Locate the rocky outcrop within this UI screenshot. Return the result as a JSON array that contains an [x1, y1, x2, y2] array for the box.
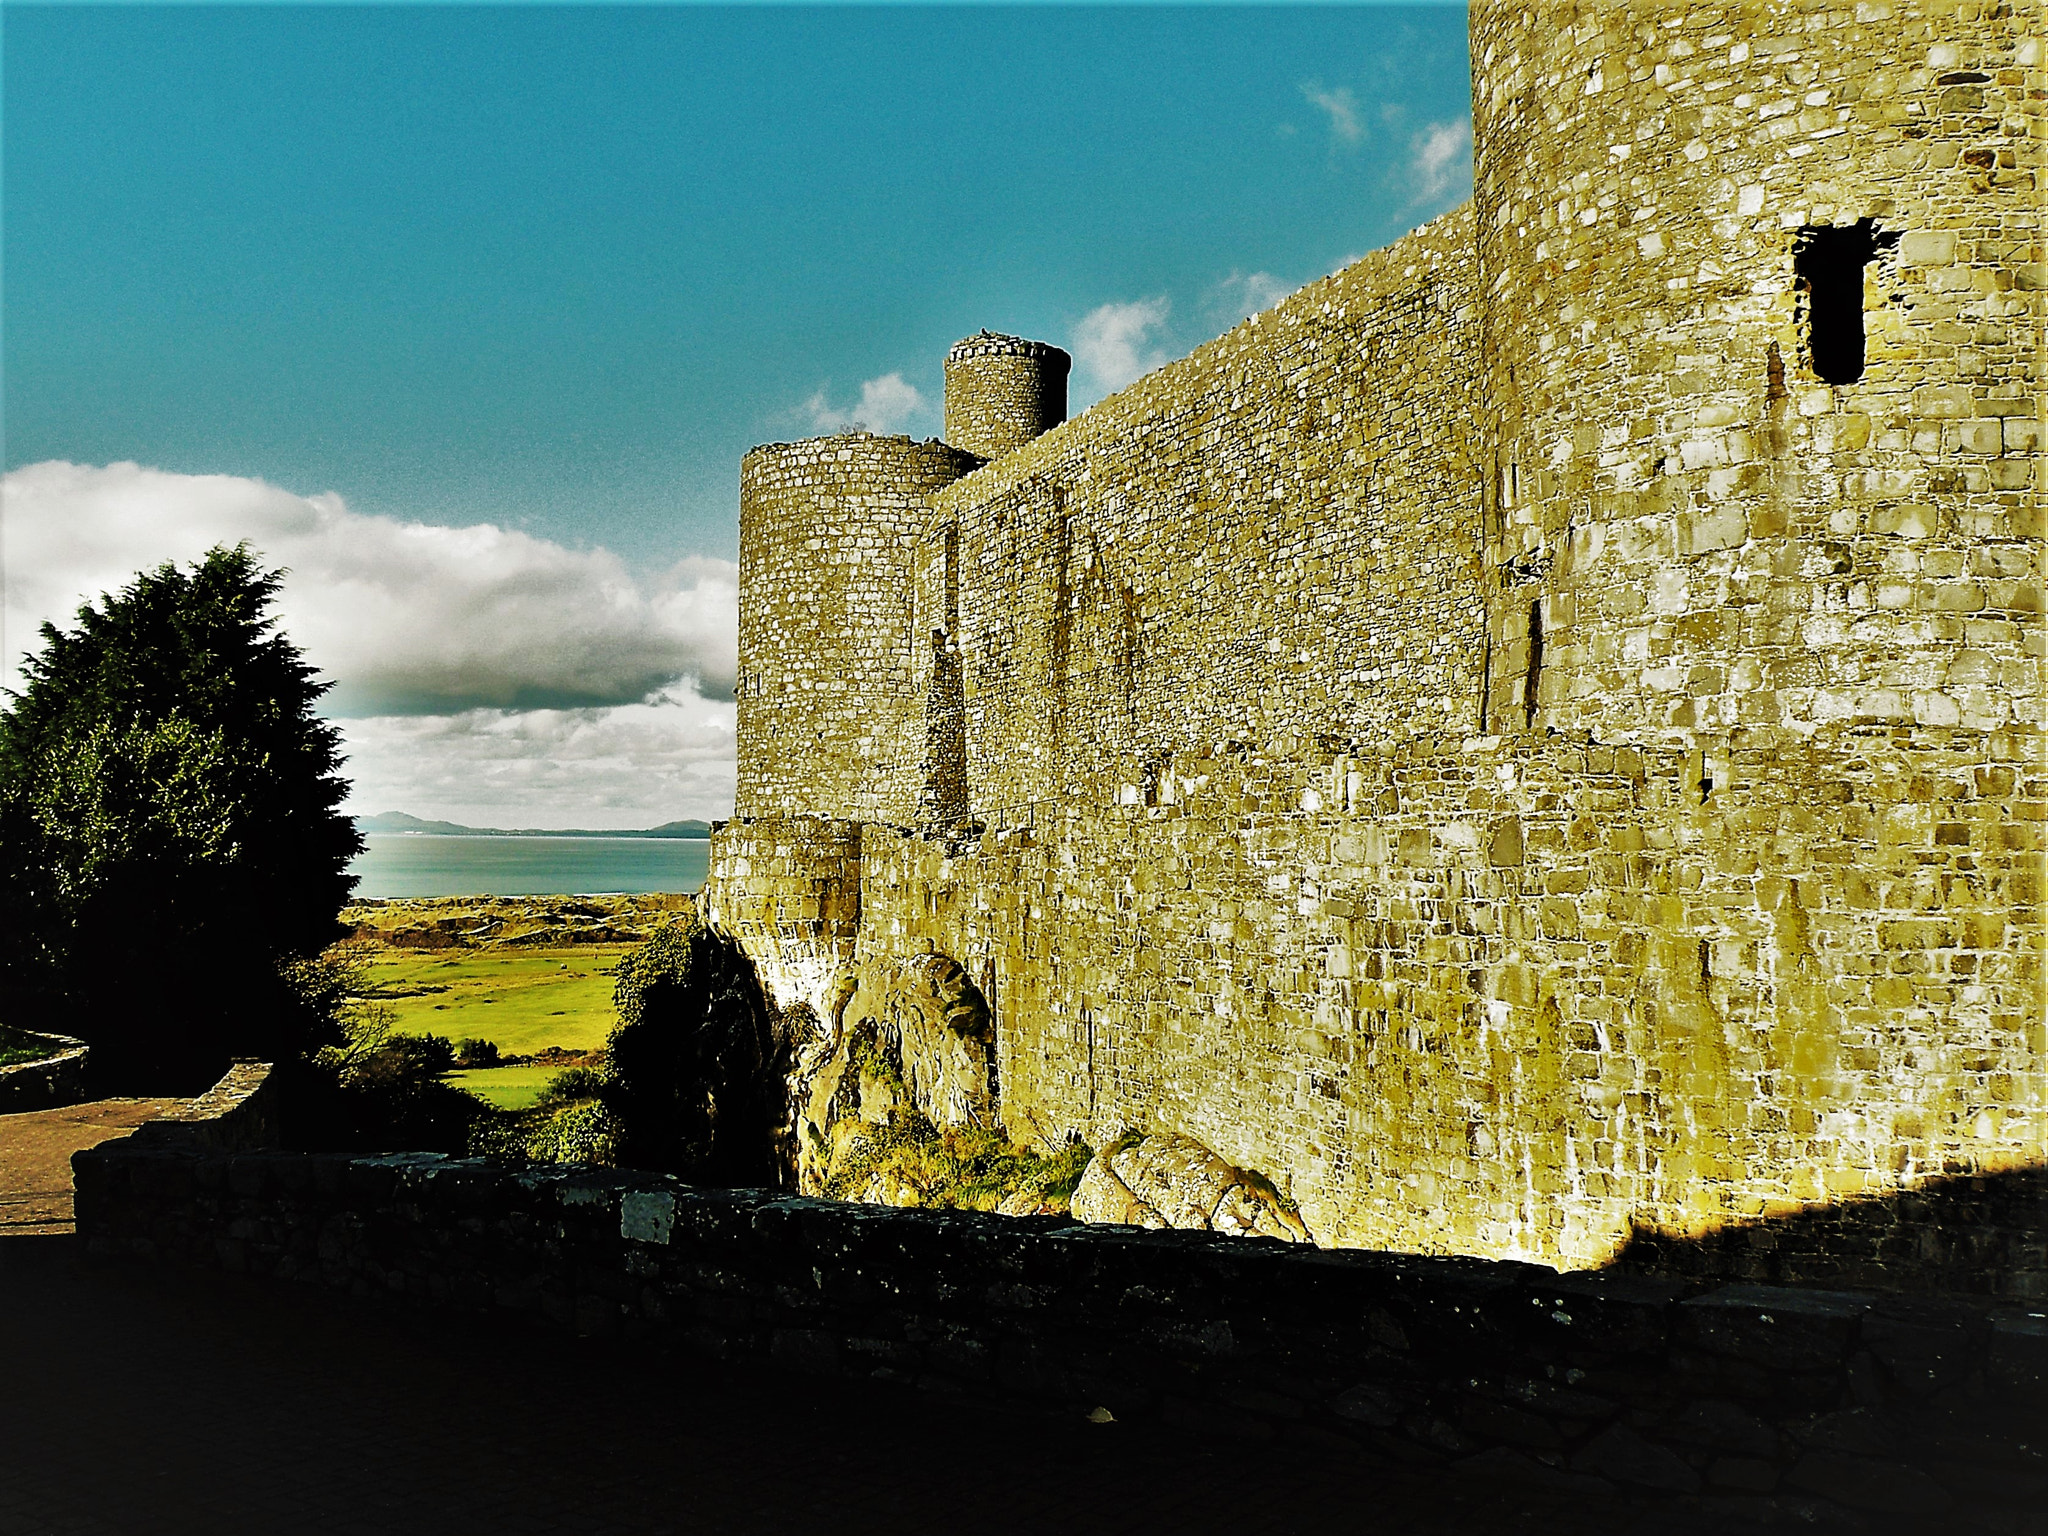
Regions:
[[792, 952, 996, 1196], [1070, 1131, 1309, 1242]]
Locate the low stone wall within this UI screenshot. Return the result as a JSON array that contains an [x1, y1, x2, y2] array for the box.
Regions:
[[0, 1029, 90, 1112], [125, 1060, 278, 1152], [73, 1136, 2044, 1529]]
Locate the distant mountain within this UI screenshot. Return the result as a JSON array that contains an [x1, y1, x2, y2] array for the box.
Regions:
[[356, 811, 711, 839]]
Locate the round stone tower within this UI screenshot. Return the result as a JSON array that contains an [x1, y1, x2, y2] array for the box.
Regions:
[[943, 332, 1072, 461], [736, 433, 980, 825], [1470, 3, 2038, 746]]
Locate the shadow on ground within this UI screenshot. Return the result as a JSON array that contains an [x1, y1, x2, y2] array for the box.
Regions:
[[1607, 1165, 2048, 1299], [0, 1233, 1658, 1536]]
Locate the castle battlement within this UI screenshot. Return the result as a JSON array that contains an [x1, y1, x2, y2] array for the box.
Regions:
[[708, 0, 2043, 1282]]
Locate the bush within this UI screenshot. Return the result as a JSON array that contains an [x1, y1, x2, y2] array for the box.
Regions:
[[282, 988, 476, 1153], [453, 1037, 501, 1068], [522, 1099, 618, 1164], [604, 909, 790, 1186], [467, 1071, 618, 1167], [826, 1109, 1093, 1213], [535, 1064, 607, 1108]]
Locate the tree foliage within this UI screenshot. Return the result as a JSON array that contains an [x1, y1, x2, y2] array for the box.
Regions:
[[605, 909, 791, 1186], [0, 545, 363, 1088]]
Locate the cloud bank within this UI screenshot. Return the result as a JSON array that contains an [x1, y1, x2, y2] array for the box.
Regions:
[[1, 461, 738, 824], [1410, 119, 1472, 203], [336, 689, 734, 828], [803, 372, 931, 435], [1068, 297, 1174, 400], [1209, 269, 1299, 322], [1301, 82, 1364, 146]]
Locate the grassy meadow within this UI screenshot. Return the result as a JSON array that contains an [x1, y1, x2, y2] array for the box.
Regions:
[[358, 943, 623, 1109], [341, 895, 688, 1112], [359, 945, 621, 1056], [445, 1063, 573, 1109]]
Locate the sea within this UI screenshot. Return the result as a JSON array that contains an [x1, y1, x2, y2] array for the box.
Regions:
[[347, 834, 709, 900]]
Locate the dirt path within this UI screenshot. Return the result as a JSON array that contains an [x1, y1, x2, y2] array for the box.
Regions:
[[0, 1098, 180, 1235]]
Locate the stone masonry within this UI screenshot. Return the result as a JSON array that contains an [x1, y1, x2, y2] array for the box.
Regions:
[[708, 2, 2044, 1281]]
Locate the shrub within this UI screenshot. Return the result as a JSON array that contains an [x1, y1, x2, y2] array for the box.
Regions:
[[826, 1109, 1093, 1214], [536, 1064, 607, 1108], [453, 1037, 501, 1068], [286, 999, 475, 1153], [523, 1099, 618, 1164], [604, 909, 790, 1186], [466, 1076, 618, 1167]]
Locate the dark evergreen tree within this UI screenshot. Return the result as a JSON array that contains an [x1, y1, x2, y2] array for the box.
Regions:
[[0, 545, 363, 1088]]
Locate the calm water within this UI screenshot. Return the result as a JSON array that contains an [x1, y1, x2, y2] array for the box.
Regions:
[[348, 834, 709, 899]]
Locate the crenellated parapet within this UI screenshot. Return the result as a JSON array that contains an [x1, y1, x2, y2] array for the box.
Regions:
[[942, 331, 1071, 462]]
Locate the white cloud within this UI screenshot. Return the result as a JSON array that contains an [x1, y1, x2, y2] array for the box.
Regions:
[[1209, 269, 1299, 322], [1069, 297, 1174, 399], [1, 460, 741, 825], [1410, 118, 1473, 203], [1301, 82, 1364, 146], [1, 460, 736, 715], [336, 686, 735, 827], [804, 371, 931, 434]]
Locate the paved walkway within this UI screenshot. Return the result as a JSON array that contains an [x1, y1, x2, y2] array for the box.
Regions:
[[0, 1104, 1663, 1536], [0, 1098, 178, 1235]]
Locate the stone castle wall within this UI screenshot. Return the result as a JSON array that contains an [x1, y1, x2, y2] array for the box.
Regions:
[[701, 815, 862, 1023], [942, 332, 1070, 462], [709, 0, 2044, 1281], [927, 209, 1486, 821], [1470, 3, 2041, 744], [850, 730, 2041, 1271]]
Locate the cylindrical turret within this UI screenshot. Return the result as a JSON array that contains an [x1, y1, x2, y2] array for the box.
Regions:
[[943, 332, 1071, 461], [736, 433, 980, 824], [1471, 3, 2038, 745]]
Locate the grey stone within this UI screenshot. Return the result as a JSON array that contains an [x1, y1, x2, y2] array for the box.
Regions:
[[1571, 1424, 1702, 1494]]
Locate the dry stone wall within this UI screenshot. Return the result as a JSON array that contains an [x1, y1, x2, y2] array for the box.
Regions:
[[0, 1029, 89, 1112], [71, 1135, 2048, 1529]]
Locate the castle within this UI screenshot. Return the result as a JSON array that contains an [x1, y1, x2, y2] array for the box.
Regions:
[[704, 1, 2043, 1271]]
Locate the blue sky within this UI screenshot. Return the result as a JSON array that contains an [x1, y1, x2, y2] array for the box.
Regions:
[[4, 3, 1472, 824]]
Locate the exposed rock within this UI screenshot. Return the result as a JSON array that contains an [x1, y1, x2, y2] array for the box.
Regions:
[[995, 1186, 1066, 1218], [1070, 1132, 1309, 1242], [790, 953, 998, 1195]]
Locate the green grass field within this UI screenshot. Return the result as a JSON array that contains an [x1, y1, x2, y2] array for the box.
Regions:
[[446, 1064, 567, 1110], [359, 945, 620, 1057]]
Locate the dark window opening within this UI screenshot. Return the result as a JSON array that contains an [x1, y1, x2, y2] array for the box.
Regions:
[[1522, 599, 1543, 728], [1793, 219, 1899, 386]]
